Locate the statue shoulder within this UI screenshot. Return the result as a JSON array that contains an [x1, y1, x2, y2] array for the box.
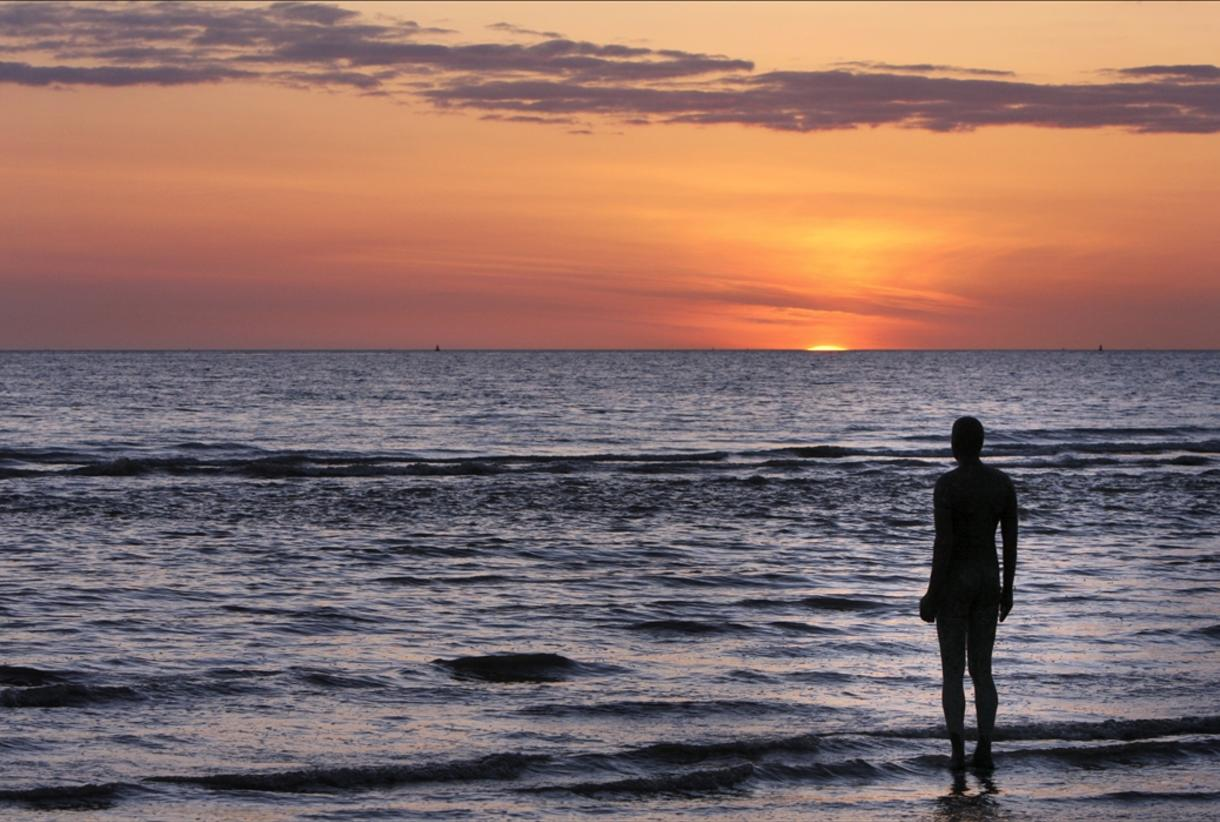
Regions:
[[985, 464, 1014, 485]]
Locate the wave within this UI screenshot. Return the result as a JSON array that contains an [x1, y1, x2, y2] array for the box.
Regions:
[[0, 664, 71, 687], [433, 652, 617, 683], [531, 763, 753, 797], [4, 435, 1216, 481], [0, 782, 134, 811], [217, 604, 385, 637], [799, 595, 890, 611], [787, 670, 854, 684], [150, 752, 547, 793], [997, 424, 1218, 441], [622, 732, 825, 765], [625, 619, 751, 635], [5, 718, 1218, 809], [0, 667, 288, 710], [736, 595, 889, 612], [1101, 789, 1220, 802], [72, 457, 159, 476], [520, 699, 796, 719], [987, 439, 1220, 457], [757, 758, 902, 782], [294, 669, 389, 690], [1168, 454, 1213, 466], [756, 438, 1220, 461], [244, 459, 507, 479], [205, 666, 281, 680], [0, 466, 39, 478], [868, 715, 1220, 742], [0, 683, 140, 709], [598, 715, 1220, 773], [593, 728, 1220, 790], [997, 737, 1220, 766], [767, 620, 843, 635], [1004, 454, 1215, 469], [906, 741, 1195, 771], [767, 445, 864, 459], [374, 573, 517, 586]]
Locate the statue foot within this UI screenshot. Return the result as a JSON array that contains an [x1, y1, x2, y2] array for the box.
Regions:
[[972, 737, 994, 770], [949, 733, 966, 770]]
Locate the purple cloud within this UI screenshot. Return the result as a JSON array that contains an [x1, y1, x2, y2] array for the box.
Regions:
[[833, 61, 1015, 78], [1, 2, 1217, 134], [1115, 64, 1220, 82], [0, 59, 252, 86], [424, 70, 1220, 133], [488, 22, 565, 40]]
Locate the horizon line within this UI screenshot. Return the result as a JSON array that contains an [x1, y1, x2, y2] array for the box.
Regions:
[[0, 347, 1216, 354]]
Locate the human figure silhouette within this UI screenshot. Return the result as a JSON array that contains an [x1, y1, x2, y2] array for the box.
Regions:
[[920, 416, 1018, 770]]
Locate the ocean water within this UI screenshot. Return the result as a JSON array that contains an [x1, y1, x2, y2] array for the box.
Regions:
[[0, 350, 1217, 820]]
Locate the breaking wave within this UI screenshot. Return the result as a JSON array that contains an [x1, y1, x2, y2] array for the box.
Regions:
[[150, 753, 548, 793], [0, 782, 135, 811], [0, 664, 72, 687], [520, 698, 797, 719], [531, 763, 754, 796], [736, 595, 890, 612], [2, 433, 1216, 481], [0, 683, 140, 709], [620, 732, 826, 765], [865, 715, 1220, 742]]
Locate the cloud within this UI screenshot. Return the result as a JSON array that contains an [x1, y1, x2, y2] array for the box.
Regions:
[[0, 59, 252, 86], [268, 1, 358, 26], [423, 70, 1220, 133], [488, 21, 564, 40], [480, 113, 578, 125], [264, 36, 752, 82], [833, 60, 1015, 78], [681, 282, 972, 321], [1114, 64, 1220, 81], [1, 2, 1217, 134]]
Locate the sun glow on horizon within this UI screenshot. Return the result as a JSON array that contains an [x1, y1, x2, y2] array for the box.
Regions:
[[0, 3, 1217, 349]]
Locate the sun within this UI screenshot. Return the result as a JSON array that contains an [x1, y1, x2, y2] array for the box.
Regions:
[[806, 345, 848, 352]]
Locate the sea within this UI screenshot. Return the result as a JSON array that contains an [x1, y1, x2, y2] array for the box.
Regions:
[[0, 350, 1217, 820]]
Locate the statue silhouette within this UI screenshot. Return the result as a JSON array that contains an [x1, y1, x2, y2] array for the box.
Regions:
[[920, 416, 1018, 770]]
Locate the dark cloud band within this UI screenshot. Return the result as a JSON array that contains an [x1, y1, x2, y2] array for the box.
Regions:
[[1, 1, 1217, 134]]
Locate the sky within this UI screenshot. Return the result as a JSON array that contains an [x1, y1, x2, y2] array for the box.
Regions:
[[1, 1, 1218, 349]]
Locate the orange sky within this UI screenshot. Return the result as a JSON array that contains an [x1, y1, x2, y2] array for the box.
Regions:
[[1, 1, 1218, 349]]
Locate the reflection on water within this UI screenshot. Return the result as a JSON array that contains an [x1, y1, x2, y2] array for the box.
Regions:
[[934, 771, 1003, 821]]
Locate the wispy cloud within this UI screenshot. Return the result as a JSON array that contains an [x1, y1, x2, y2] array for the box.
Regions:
[[833, 60, 1015, 78], [425, 70, 1220, 133], [479, 113, 577, 125], [0, 59, 253, 86], [2, 2, 1218, 134], [1112, 64, 1220, 82], [488, 21, 565, 40], [676, 281, 975, 321]]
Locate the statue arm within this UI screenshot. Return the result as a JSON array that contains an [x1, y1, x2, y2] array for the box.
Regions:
[[920, 479, 953, 622], [1000, 479, 1018, 621]]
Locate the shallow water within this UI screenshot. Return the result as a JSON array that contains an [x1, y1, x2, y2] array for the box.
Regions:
[[0, 350, 1217, 819]]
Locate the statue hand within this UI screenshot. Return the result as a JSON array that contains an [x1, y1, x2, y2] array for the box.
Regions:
[[919, 594, 937, 623]]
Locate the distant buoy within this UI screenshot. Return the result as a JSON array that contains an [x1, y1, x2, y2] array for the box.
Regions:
[[1098, 345, 1103, 352], [435, 345, 440, 351]]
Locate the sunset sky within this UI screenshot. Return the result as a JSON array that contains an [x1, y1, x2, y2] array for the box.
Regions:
[[2, 0, 1218, 349]]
